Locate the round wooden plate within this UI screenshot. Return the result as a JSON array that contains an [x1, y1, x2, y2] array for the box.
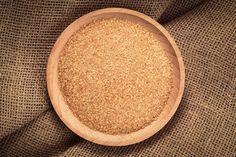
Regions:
[[47, 8, 185, 146]]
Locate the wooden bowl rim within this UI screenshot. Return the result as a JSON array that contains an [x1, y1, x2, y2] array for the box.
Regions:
[[47, 8, 185, 146]]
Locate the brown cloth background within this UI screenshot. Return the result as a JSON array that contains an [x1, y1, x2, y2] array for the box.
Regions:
[[0, 0, 235, 156]]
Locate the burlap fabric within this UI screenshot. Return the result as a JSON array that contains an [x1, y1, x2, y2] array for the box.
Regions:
[[0, 0, 235, 156]]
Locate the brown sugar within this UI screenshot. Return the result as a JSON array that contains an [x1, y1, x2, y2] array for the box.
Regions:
[[58, 18, 173, 134]]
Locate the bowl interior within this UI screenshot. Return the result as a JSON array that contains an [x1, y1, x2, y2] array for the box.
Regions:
[[47, 8, 184, 146]]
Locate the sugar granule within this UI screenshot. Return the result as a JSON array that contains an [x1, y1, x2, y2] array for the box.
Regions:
[[58, 18, 173, 134]]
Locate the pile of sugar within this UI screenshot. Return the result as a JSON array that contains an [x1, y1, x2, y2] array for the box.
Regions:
[[58, 18, 173, 134]]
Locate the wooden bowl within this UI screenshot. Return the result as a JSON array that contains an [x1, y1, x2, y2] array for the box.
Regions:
[[47, 8, 185, 146]]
